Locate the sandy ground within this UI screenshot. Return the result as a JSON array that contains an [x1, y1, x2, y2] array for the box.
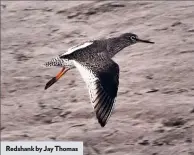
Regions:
[[1, 1, 194, 155]]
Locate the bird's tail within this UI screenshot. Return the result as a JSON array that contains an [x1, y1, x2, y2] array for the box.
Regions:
[[44, 56, 65, 67]]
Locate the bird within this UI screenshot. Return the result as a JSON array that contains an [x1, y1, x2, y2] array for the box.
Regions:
[[44, 33, 154, 127]]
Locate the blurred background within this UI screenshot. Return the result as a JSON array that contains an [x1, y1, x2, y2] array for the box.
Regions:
[[1, 1, 194, 155]]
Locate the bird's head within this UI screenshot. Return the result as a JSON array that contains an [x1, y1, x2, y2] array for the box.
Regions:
[[120, 33, 154, 45]]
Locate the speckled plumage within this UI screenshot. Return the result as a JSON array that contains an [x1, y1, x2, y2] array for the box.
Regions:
[[44, 33, 154, 127]]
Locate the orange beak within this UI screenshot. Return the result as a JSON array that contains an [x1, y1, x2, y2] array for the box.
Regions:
[[45, 67, 69, 90]]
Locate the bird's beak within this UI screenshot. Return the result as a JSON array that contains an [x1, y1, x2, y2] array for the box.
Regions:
[[45, 67, 69, 90], [137, 38, 155, 44]]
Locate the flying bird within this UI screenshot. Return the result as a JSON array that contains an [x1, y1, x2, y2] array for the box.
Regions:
[[44, 33, 154, 127]]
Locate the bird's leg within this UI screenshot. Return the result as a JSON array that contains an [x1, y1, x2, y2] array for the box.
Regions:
[[45, 67, 69, 90]]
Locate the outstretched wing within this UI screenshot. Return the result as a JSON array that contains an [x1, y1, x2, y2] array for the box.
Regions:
[[73, 54, 119, 127], [44, 41, 94, 67]]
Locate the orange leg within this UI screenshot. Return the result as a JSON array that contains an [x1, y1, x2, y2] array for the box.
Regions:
[[45, 67, 69, 90]]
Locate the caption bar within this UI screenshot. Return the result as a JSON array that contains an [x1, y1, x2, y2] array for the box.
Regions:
[[1, 141, 83, 155]]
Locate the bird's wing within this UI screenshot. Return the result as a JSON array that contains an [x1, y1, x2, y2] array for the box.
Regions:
[[44, 41, 94, 67], [66, 41, 94, 54], [73, 54, 119, 127]]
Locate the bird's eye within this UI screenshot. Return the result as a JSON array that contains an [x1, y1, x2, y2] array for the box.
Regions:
[[130, 36, 136, 40]]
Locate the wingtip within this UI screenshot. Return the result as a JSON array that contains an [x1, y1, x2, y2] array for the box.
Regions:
[[98, 119, 106, 127], [100, 122, 106, 127]]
